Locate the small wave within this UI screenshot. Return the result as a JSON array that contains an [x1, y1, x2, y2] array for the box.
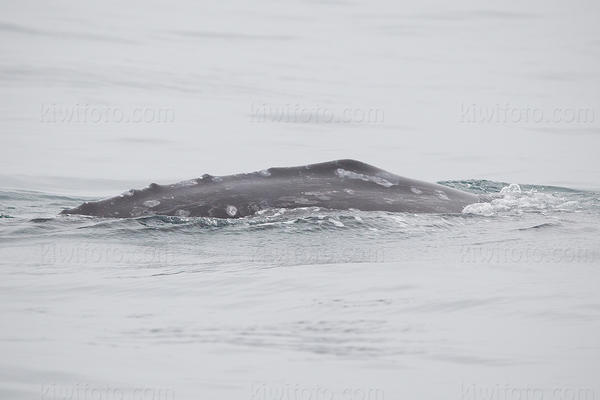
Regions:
[[22, 206, 467, 240], [517, 222, 560, 231], [29, 217, 55, 223], [0, 189, 86, 202]]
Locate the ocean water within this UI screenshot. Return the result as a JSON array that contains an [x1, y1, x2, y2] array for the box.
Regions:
[[1, 181, 600, 399], [2, 0, 600, 399]]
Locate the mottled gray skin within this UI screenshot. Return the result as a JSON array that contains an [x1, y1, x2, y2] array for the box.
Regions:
[[61, 159, 483, 218]]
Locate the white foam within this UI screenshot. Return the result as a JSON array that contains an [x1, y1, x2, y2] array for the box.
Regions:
[[328, 218, 345, 227], [463, 184, 574, 216], [500, 183, 522, 195], [462, 202, 496, 217]]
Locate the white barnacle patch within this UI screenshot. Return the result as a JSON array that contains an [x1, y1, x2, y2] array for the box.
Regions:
[[176, 209, 190, 217], [293, 197, 313, 205], [143, 200, 161, 208], [175, 179, 198, 187], [335, 168, 393, 188], [259, 169, 271, 177], [226, 205, 238, 217], [130, 207, 145, 217], [303, 191, 331, 200], [410, 187, 423, 194], [436, 190, 450, 200]]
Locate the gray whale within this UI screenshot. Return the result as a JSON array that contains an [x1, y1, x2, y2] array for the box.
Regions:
[[61, 159, 482, 218]]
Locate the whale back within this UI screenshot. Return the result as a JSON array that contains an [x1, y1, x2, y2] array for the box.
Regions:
[[61, 160, 482, 218]]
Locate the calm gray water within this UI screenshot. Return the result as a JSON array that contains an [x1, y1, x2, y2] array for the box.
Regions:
[[1, 181, 599, 399], [1, 0, 600, 399]]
